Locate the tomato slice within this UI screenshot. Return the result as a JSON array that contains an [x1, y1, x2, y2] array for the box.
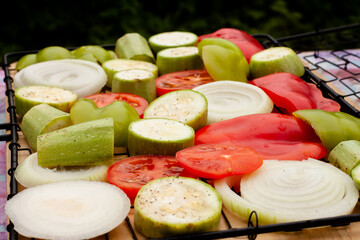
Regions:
[[84, 92, 148, 118], [107, 155, 196, 204], [155, 69, 214, 96], [176, 144, 263, 179]]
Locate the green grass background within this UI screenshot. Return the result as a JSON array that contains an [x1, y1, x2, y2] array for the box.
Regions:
[[1, 0, 359, 61]]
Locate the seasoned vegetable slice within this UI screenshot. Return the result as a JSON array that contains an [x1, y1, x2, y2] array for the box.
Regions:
[[144, 89, 208, 130], [134, 177, 222, 238]]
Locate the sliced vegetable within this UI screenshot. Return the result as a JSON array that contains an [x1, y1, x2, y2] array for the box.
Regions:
[[14, 59, 107, 98], [156, 46, 203, 75], [37, 118, 114, 167], [71, 45, 113, 64], [198, 28, 264, 63], [102, 59, 158, 88], [16, 54, 36, 70], [214, 159, 359, 225], [15, 85, 77, 118], [328, 140, 360, 175], [84, 92, 148, 118], [112, 69, 156, 103], [198, 38, 249, 82], [115, 33, 155, 63], [15, 152, 108, 187], [249, 46, 305, 79], [134, 176, 222, 238], [70, 98, 139, 147], [5, 180, 130, 240], [143, 89, 208, 130], [36, 46, 74, 62], [193, 81, 273, 124], [149, 31, 198, 54], [128, 118, 195, 156], [176, 144, 263, 179], [21, 104, 72, 152], [198, 38, 249, 75], [351, 164, 360, 190], [249, 72, 341, 114], [155, 69, 214, 96], [293, 109, 360, 153], [195, 113, 327, 160], [107, 155, 196, 204]]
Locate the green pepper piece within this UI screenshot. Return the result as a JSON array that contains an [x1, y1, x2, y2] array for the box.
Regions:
[[16, 54, 37, 70], [70, 98, 139, 147], [72, 45, 113, 64], [198, 38, 249, 83], [293, 109, 360, 153]]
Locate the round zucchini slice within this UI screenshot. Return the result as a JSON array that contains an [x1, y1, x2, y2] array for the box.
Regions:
[[249, 46, 305, 79], [15, 85, 77, 118], [134, 176, 222, 238], [156, 46, 203, 75], [149, 31, 198, 54], [144, 89, 207, 130], [128, 118, 194, 156]]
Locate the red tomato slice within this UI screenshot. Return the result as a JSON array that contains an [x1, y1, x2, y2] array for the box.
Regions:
[[176, 144, 263, 179], [155, 69, 214, 96], [84, 92, 148, 118], [107, 155, 196, 204]]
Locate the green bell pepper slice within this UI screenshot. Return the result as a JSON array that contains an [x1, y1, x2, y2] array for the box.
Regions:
[[293, 109, 360, 153], [70, 98, 140, 148], [198, 38, 249, 82]]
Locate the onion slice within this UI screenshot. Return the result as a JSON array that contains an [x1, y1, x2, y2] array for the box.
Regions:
[[193, 81, 273, 124], [15, 153, 109, 187], [5, 180, 130, 239], [214, 158, 359, 225], [13, 59, 107, 98]]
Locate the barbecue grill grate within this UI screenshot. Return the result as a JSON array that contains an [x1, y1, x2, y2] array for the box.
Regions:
[[2, 23, 360, 240]]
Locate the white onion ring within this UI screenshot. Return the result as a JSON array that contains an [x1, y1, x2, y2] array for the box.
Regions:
[[15, 153, 109, 188], [214, 158, 359, 225], [5, 180, 130, 239], [193, 81, 273, 124], [14, 59, 107, 98]]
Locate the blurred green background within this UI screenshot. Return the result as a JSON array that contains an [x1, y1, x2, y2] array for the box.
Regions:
[[1, 0, 359, 61]]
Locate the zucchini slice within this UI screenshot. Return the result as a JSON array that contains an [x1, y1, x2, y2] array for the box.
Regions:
[[102, 59, 158, 88], [134, 176, 222, 238], [112, 69, 156, 103], [249, 46, 305, 78], [156, 46, 203, 75], [21, 104, 72, 152], [128, 118, 194, 156], [149, 31, 198, 54], [144, 89, 208, 130], [115, 33, 155, 63], [15, 85, 77, 118], [37, 118, 114, 168]]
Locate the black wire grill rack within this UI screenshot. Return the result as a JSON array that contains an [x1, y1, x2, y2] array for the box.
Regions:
[[1, 23, 360, 240]]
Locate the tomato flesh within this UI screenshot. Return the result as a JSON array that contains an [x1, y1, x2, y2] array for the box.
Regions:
[[176, 144, 263, 179], [107, 155, 196, 204], [84, 92, 148, 118], [155, 69, 214, 96]]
